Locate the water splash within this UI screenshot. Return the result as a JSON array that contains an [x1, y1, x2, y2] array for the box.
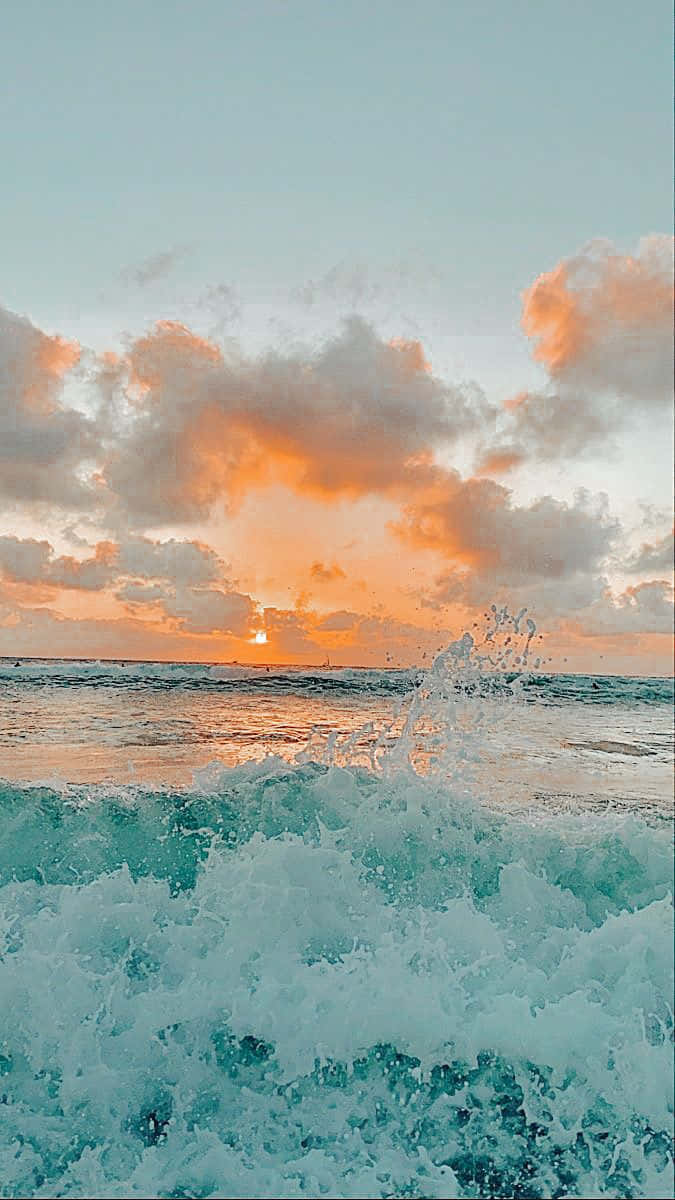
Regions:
[[298, 607, 541, 786]]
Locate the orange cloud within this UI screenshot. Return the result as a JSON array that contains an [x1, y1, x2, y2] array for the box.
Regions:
[[522, 236, 673, 379], [102, 316, 494, 524], [394, 473, 618, 581], [522, 262, 587, 372], [128, 319, 222, 389], [475, 238, 673, 475]]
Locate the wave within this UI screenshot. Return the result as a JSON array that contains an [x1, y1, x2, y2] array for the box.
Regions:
[[0, 759, 672, 1199], [0, 656, 672, 707]]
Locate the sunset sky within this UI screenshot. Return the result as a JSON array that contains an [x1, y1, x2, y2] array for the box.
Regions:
[[0, 0, 672, 673]]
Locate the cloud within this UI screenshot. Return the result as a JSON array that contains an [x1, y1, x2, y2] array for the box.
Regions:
[[259, 605, 447, 665], [115, 581, 170, 606], [115, 536, 223, 586], [61, 524, 94, 549], [107, 536, 256, 637], [0, 532, 257, 639], [0, 534, 227, 594], [623, 529, 674, 575], [475, 387, 617, 472], [0, 603, 253, 663], [162, 586, 256, 636], [396, 472, 624, 628], [395, 475, 618, 582], [0, 533, 257, 641], [310, 561, 346, 582], [425, 566, 609, 620], [476, 236, 673, 472], [261, 607, 323, 658], [121, 246, 189, 288], [315, 610, 359, 631], [0, 589, 449, 668], [522, 236, 673, 398], [0, 304, 97, 508], [474, 447, 526, 476], [0, 536, 116, 591], [571, 580, 674, 636], [100, 316, 495, 525], [423, 564, 673, 642]]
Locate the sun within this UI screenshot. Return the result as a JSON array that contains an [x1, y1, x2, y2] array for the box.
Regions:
[[251, 630, 268, 645]]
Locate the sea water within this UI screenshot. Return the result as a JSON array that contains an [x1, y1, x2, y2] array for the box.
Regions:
[[0, 630, 673, 1198]]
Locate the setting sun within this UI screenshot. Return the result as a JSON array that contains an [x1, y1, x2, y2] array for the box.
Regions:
[[251, 630, 268, 645]]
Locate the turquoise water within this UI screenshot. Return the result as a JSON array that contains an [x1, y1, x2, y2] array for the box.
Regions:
[[0, 647, 673, 1198]]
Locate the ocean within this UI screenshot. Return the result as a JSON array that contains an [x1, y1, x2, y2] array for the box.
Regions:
[[0, 634, 673, 1198]]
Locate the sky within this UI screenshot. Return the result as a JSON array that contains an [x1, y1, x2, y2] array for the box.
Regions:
[[0, 0, 672, 673]]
